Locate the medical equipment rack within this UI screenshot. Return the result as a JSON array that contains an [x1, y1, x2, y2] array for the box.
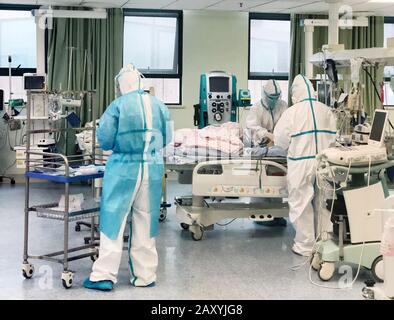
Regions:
[[22, 90, 105, 289], [311, 159, 394, 282]]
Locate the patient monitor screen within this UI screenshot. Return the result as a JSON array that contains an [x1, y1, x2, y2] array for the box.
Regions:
[[209, 77, 229, 92], [370, 111, 387, 143]]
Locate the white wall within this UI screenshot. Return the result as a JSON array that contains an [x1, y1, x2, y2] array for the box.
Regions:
[[169, 10, 249, 130]]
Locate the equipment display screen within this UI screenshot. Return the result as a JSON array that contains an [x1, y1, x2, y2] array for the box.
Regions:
[[370, 111, 387, 142], [209, 77, 229, 92], [24, 76, 45, 90]]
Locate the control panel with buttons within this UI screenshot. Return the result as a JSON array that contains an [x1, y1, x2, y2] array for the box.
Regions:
[[207, 92, 232, 125]]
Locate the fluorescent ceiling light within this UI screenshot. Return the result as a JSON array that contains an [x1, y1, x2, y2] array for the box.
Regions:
[[32, 8, 107, 19], [369, 0, 394, 3]]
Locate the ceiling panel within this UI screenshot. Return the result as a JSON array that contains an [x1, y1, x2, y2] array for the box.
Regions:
[[38, 0, 82, 5], [283, 2, 330, 14], [163, 0, 221, 10], [351, 2, 394, 11], [207, 0, 273, 11], [339, 0, 370, 5], [252, 0, 319, 11], [80, 0, 126, 8], [123, 0, 175, 9]]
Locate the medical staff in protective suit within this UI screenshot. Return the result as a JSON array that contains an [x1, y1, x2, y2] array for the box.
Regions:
[[247, 79, 288, 227], [246, 79, 288, 146], [83, 64, 171, 291], [274, 75, 337, 257]]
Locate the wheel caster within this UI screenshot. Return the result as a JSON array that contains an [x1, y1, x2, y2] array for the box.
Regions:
[[371, 256, 384, 283], [311, 253, 322, 271], [90, 253, 99, 262], [75, 224, 81, 232], [362, 287, 376, 300], [318, 262, 335, 281], [191, 226, 204, 241], [61, 271, 74, 289], [22, 263, 34, 279], [159, 208, 167, 222], [180, 223, 189, 230]]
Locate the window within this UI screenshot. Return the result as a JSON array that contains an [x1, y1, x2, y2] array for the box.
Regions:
[[123, 10, 182, 105], [249, 13, 291, 80], [248, 13, 291, 102], [0, 8, 37, 76], [0, 6, 38, 101]]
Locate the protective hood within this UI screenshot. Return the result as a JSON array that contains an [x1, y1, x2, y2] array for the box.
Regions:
[[114, 64, 143, 98], [262, 79, 281, 110], [291, 74, 316, 105]]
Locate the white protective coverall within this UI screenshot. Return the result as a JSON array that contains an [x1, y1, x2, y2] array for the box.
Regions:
[[274, 75, 337, 256], [89, 64, 171, 286], [246, 79, 288, 146]]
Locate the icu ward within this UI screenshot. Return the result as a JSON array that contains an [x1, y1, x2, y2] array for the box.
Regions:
[[1, 0, 394, 302]]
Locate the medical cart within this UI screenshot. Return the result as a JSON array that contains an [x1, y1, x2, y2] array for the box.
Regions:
[[22, 90, 105, 289], [312, 159, 394, 282]]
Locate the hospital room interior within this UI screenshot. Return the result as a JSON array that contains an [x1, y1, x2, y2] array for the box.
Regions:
[[1, 0, 394, 301]]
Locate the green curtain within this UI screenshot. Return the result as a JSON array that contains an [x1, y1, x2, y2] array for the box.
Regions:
[[289, 14, 327, 94], [48, 8, 124, 123], [289, 14, 384, 116]]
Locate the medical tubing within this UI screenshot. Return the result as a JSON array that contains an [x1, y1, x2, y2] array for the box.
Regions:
[[216, 219, 237, 227], [309, 160, 367, 289], [308, 240, 366, 290], [292, 159, 352, 271], [291, 171, 337, 271], [291, 159, 343, 271]]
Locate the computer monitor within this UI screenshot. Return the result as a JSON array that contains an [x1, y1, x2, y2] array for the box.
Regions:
[[23, 74, 46, 91], [368, 110, 388, 147]]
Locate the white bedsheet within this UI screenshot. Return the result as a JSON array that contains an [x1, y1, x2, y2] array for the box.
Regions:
[[170, 122, 244, 156]]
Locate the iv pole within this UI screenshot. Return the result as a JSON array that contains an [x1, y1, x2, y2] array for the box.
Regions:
[[0, 55, 16, 185]]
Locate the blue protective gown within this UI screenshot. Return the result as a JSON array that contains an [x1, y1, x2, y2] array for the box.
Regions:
[[97, 89, 171, 240]]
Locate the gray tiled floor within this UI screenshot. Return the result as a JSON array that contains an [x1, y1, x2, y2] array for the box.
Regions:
[[0, 181, 369, 299]]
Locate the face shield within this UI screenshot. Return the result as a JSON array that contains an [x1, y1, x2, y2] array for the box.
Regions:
[[262, 80, 281, 110], [114, 64, 144, 98]]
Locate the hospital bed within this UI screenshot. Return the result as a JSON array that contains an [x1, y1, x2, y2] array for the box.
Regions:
[[164, 153, 289, 241]]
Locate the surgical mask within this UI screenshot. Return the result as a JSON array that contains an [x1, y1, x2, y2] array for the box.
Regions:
[[263, 91, 280, 110]]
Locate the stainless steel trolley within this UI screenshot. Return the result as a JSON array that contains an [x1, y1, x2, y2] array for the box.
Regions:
[[22, 90, 105, 289]]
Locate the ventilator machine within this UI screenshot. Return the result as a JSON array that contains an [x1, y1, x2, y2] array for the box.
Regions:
[[194, 71, 251, 128]]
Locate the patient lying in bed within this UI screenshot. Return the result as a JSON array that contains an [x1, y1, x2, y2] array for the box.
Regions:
[[164, 122, 287, 164]]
